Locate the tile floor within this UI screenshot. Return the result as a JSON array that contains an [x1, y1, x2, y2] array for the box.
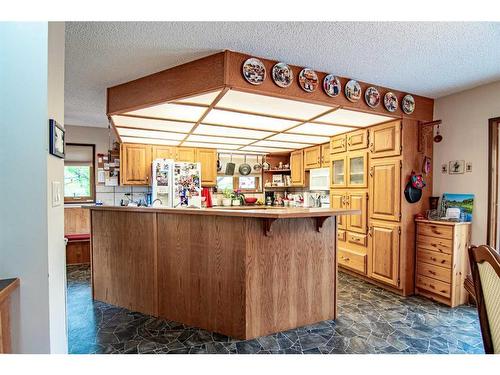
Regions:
[[67, 265, 484, 354]]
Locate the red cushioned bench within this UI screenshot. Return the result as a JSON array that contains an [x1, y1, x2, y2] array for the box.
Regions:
[[65, 233, 90, 265]]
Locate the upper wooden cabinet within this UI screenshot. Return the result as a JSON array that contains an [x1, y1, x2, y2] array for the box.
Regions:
[[347, 150, 368, 188], [152, 146, 175, 160], [290, 150, 305, 186], [369, 220, 400, 288], [196, 148, 217, 187], [304, 145, 321, 170], [120, 143, 152, 185], [330, 154, 346, 188], [176, 147, 197, 162], [369, 157, 401, 222], [347, 129, 369, 151], [321, 143, 330, 167], [331, 134, 347, 154], [369, 120, 402, 158]]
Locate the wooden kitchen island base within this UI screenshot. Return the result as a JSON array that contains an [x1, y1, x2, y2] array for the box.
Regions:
[[90, 206, 356, 340]]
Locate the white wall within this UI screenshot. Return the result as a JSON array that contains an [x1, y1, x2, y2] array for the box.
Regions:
[[433, 80, 500, 245], [0, 22, 67, 353]]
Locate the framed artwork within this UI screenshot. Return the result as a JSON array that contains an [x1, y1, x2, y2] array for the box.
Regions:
[[466, 162, 472, 172], [449, 160, 465, 174], [441, 164, 448, 174], [49, 119, 65, 158], [441, 193, 474, 222]]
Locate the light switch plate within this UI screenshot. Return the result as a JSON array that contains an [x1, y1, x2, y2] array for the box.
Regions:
[[52, 181, 62, 207]]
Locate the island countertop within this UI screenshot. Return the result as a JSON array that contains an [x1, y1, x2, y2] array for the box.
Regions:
[[86, 204, 360, 219]]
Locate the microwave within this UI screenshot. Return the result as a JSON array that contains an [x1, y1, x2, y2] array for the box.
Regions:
[[309, 167, 330, 191]]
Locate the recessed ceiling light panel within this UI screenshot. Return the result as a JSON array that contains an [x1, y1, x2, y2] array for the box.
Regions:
[[174, 90, 222, 106], [289, 123, 355, 136], [268, 133, 330, 144], [187, 134, 254, 145], [182, 142, 240, 150], [120, 137, 180, 146], [203, 109, 299, 131], [195, 124, 273, 139], [253, 140, 310, 149], [240, 146, 292, 153], [112, 115, 194, 133], [315, 108, 393, 127], [117, 128, 186, 140], [125, 103, 206, 122]]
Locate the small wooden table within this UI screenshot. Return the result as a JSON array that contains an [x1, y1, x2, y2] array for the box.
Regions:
[[0, 278, 20, 353]]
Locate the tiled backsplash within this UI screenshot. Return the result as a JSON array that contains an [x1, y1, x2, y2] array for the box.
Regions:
[[96, 185, 151, 206]]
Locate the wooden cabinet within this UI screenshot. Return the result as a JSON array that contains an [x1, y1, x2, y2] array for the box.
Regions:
[[369, 120, 401, 158], [120, 143, 152, 185], [176, 147, 197, 162], [304, 145, 321, 170], [346, 190, 368, 234], [290, 150, 305, 186], [330, 190, 347, 230], [321, 143, 330, 167], [152, 145, 175, 160], [347, 150, 368, 188], [347, 129, 368, 151], [331, 134, 346, 154], [196, 148, 217, 187], [415, 220, 471, 307], [369, 157, 401, 222], [369, 220, 400, 288], [330, 154, 347, 188]]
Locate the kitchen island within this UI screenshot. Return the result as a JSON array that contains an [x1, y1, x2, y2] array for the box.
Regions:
[[88, 205, 358, 339]]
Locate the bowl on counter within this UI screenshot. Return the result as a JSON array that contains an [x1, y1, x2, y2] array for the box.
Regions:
[[244, 197, 258, 205]]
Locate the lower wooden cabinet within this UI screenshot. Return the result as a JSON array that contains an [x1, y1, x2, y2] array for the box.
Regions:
[[368, 220, 401, 288], [330, 190, 347, 230], [290, 150, 305, 186], [346, 190, 368, 234], [338, 248, 367, 274]]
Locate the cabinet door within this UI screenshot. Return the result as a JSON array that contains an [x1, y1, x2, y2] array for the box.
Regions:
[[196, 148, 217, 187], [330, 190, 347, 229], [321, 143, 330, 167], [176, 147, 197, 162], [330, 134, 346, 154], [347, 150, 368, 188], [330, 154, 347, 188], [369, 120, 401, 158], [369, 221, 400, 288], [152, 146, 175, 160], [347, 129, 368, 151], [121, 143, 151, 185], [304, 145, 321, 170], [369, 158, 401, 222], [346, 190, 368, 234], [290, 150, 305, 186]]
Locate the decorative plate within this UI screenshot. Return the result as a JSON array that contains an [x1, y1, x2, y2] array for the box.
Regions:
[[272, 62, 293, 88], [364, 86, 381, 108], [402, 94, 415, 114], [323, 74, 341, 97], [345, 80, 362, 102], [242, 58, 266, 85], [298, 68, 319, 93], [384, 92, 398, 112]]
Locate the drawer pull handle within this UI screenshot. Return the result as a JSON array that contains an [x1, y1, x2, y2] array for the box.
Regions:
[[429, 270, 436, 275]]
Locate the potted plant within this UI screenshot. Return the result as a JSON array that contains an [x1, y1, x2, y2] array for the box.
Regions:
[[232, 190, 245, 206], [222, 188, 233, 207]]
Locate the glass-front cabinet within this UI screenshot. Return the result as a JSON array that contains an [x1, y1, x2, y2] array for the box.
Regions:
[[330, 155, 347, 188], [347, 151, 368, 188]]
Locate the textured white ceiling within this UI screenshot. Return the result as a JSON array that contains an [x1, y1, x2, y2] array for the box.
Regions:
[[65, 22, 500, 127]]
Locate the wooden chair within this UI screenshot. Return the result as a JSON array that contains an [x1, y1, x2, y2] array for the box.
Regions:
[[468, 245, 500, 354]]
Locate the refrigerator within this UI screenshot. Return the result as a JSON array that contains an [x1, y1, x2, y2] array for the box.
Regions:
[[151, 159, 202, 208]]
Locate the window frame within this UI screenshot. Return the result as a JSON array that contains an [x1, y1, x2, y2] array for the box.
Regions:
[[64, 143, 96, 204]]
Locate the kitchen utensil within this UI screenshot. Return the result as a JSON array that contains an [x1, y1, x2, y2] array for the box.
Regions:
[[239, 155, 252, 175], [216, 153, 222, 172], [225, 154, 235, 175], [404, 181, 422, 203], [253, 155, 262, 172], [262, 155, 270, 171], [434, 125, 443, 143]]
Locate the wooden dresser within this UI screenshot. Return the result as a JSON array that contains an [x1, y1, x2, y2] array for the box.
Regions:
[[415, 219, 471, 307]]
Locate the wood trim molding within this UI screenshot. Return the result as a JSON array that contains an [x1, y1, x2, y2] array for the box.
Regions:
[[488, 118, 500, 248], [417, 120, 441, 153]]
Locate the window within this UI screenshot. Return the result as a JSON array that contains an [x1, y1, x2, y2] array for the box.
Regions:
[[239, 176, 256, 190], [216, 176, 234, 191], [64, 144, 95, 203]]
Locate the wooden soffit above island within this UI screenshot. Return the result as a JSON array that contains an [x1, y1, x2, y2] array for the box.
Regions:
[[107, 50, 434, 153]]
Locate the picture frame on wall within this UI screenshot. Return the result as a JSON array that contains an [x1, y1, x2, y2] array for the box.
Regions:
[[49, 119, 65, 158], [448, 160, 465, 174]]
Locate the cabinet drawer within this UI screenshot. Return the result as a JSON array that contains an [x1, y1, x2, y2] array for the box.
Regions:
[[416, 274, 451, 298], [348, 232, 367, 247], [417, 262, 451, 283], [338, 248, 366, 274], [417, 224, 453, 239], [337, 229, 346, 243], [416, 234, 453, 254], [417, 247, 452, 268]]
